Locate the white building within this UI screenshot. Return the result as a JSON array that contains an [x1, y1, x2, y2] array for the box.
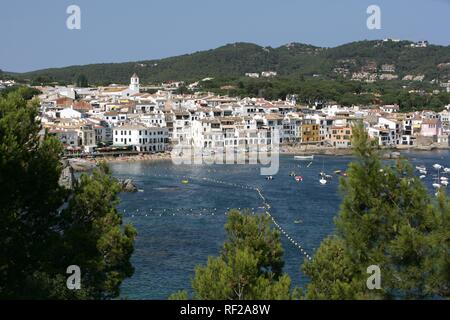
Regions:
[[59, 107, 82, 119], [380, 104, 400, 113], [113, 124, 168, 152], [368, 126, 395, 146], [378, 117, 401, 145]]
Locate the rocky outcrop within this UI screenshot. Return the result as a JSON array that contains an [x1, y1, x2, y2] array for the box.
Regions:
[[69, 159, 96, 172], [381, 151, 401, 159], [59, 160, 75, 189], [118, 178, 138, 192]]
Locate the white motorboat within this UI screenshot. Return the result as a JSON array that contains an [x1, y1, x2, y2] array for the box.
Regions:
[[416, 165, 427, 171], [419, 175, 426, 179], [433, 164, 443, 170], [444, 167, 450, 173], [419, 169, 427, 175], [433, 183, 441, 188], [319, 178, 327, 185], [441, 180, 449, 187], [294, 155, 314, 161], [441, 176, 448, 181]]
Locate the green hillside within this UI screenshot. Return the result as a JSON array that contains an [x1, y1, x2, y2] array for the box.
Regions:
[[9, 40, 450, 85]]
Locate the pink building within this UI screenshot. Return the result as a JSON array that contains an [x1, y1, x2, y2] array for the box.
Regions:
[[420, 119, 442, 137]]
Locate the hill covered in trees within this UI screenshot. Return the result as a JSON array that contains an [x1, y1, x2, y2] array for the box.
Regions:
[[9, 40, 450, 85]]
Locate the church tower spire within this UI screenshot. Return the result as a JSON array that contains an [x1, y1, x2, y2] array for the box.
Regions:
[[129, 73, 140, 93]]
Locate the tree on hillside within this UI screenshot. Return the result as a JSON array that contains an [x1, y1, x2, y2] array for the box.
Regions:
[[303, 124, 446, 299], [76, 74, 89, 87], [0, 88, 135, 299], [170, 210, 295, 300]]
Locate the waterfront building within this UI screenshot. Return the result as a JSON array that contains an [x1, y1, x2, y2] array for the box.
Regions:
[[301, 118, 320, 145], [421, 119, 443, 138], [330, 124, 353, 148], [113, 124, 169, 152]]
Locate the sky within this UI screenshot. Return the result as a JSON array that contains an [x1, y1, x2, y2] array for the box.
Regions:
[[1, 0, 449, 72]]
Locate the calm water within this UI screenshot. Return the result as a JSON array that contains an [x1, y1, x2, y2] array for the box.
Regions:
[[112, 151, 450, 299]]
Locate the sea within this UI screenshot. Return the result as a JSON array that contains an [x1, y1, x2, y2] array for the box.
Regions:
[[112, 150, 450, 299]]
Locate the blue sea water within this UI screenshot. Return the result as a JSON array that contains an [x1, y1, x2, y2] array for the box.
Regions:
[[112, 151, 450, 299]]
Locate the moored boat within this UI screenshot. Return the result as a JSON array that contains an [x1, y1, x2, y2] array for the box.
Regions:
[[294, 155, 314, 161]]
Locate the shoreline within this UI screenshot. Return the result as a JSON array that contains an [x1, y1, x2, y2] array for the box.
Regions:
[[67, 145, 450, 170]]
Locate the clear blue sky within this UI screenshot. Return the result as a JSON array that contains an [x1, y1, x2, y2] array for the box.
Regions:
[[1, 0, 449, 72]]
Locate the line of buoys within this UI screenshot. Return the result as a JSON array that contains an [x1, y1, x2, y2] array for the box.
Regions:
[[124, 172, 313, 260], [255, 187, 312, 260], [122, 205, 262, 218]]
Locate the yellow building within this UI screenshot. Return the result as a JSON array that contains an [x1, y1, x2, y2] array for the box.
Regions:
[[301, 120, 320, 144]]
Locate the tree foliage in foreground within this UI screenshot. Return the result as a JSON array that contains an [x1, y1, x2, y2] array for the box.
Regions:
[[303, 124, 449, 299], [0, 88, 136, 299], [170, 210, 297, 300]]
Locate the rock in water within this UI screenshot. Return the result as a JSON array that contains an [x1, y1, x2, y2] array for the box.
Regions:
[[391, 152, 401, 159], [119, 178, 138, 192]]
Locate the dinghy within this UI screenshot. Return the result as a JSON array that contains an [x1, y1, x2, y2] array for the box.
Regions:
[[294, 155, 314, 161]]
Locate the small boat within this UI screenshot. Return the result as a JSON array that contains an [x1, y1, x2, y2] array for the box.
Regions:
[[294, 175, 303, 182], [419, 175, 426, 179], [419, 169, 427, 175], [325, 174, 333, 180], [433, 164, 443, 170], [294, 220, 303, 224], [294, 155, 314, 161], [266, 176, 274, 180], [319, 159, 328, 184], [441, 176, 448, 181], [334, 170, 342, 174], [416, 165, 426, 171], [289, 171, 296, 177], [181, 180, 189, 184], [441, 180, 449, 186], [444, 168, 450, 173], [433, 183, 441, 189]]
